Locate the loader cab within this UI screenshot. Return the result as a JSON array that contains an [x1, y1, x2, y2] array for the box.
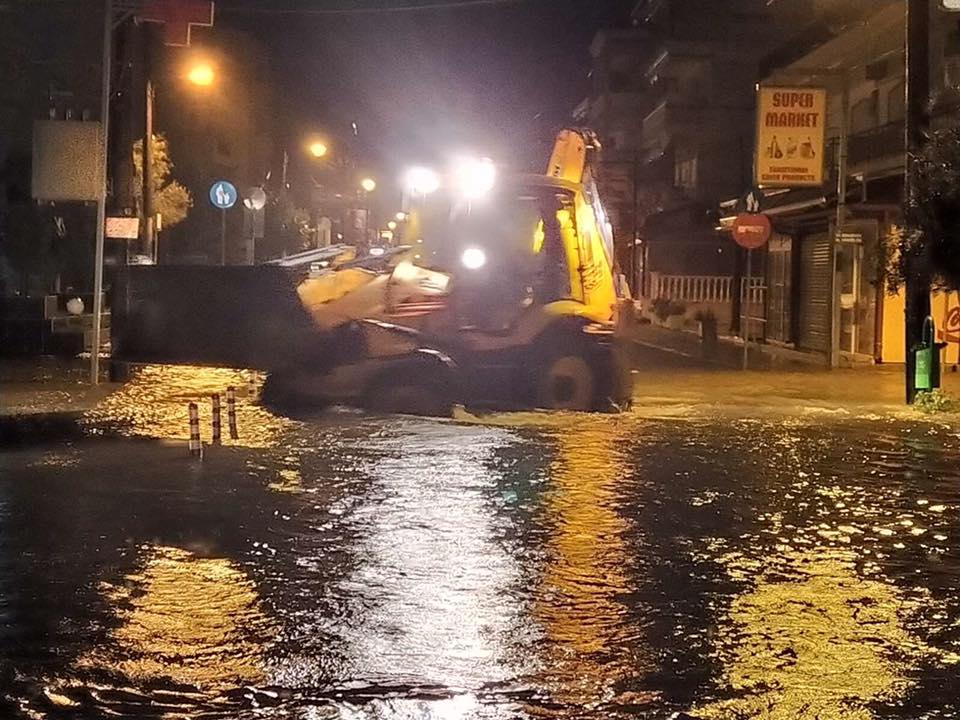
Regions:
[[416, 176, 616, 332]]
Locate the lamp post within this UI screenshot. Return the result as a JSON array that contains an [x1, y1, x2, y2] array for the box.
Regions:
[[360, 177, 376, 244], [306, 140, 331, 246], [142, 56, 216, 262]]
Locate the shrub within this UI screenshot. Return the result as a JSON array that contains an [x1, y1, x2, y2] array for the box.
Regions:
[[651, 297, 687, 322], [914, 389, 957, 414]]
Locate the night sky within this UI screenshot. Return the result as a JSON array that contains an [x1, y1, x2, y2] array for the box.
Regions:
[[215, 0, 637, 177]]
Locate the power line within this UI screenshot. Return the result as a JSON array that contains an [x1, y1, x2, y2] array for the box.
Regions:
[[219, 0, 537, 15]]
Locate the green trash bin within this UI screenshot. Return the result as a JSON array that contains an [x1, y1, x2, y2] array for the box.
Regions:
[[914, 316, 947, 391], [916, 344, 934, 391]]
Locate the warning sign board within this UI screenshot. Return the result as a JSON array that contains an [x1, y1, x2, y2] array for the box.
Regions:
[[755, 86, 827, 187], [106, 217, 140, 239]]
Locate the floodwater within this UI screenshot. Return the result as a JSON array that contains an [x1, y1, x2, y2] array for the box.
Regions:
[[2, 366, 960, 719]]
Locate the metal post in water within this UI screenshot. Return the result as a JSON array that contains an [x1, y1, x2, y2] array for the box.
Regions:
[[211, 394, 222, 445], [226, 386, 239, 440], [188, 402, 203, 459]]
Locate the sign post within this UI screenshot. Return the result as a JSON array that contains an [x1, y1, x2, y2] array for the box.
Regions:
[[209, 180, 237, 264], [732, 213, 773, 370], [243, 187, 267, 265]]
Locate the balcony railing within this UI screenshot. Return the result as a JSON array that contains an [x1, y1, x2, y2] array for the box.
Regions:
[[847, 121, 905, 167]]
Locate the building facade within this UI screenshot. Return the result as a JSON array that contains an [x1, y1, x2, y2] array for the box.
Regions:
[[747, 0, 960, 366], [578, 0, 815, 298]]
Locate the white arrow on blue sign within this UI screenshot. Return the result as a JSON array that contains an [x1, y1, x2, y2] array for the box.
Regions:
[[209, 180, 238, 209]]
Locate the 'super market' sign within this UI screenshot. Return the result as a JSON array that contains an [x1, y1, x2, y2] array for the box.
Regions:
[[755, 86, 827, 187]]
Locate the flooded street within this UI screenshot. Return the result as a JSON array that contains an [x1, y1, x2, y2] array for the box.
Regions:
[[2, 369, 960, 718]]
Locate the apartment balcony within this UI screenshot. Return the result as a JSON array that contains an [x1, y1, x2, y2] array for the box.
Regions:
[[642, 99, 697, 151], [846, 121, 905, 177], [838, 104, 959, 178], [590, 91, 649, 122], [641, 98, 738, 154]]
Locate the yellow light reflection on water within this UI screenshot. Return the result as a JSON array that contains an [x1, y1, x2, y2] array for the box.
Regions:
[[86, 365, 294, 448], [696, 549, 949, 719], [79, 545, 276, 690], [534, 418, 657, 708]]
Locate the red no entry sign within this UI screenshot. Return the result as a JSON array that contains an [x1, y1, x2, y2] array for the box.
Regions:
[[732, 213, 772, 250]]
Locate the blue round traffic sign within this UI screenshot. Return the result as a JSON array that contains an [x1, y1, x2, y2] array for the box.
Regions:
[[209, 180, 238, 209]]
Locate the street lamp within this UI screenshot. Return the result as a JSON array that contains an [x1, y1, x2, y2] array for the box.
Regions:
[[309, 141, 329, 159], [387, 220, 397, 230], [395, 211, 408, 222], [358, 178, 377, 243], [405, 166, 440, 195], [187, 62, 215, 87]]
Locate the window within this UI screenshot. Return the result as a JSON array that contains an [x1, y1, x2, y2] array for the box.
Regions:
[[850, 93, 878, 133], [887, 81, 905, 123], [674, 156, 697, 190], [945, 56, 960, 90], [609, 70, 630, 93]]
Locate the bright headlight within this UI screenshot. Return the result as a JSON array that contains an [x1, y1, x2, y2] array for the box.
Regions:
[[452, 157, 496, 199], [461, 247, 487, 270]]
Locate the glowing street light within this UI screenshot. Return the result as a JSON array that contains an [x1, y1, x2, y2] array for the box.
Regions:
[[187, 62, 215, 87], [405, 166, 440, 195], [360, 177, 377, 193], [452, 157, 496, 199], [395, 211, 408, 222], [387, 220, 397, 230], [309, 141, 329, 159]]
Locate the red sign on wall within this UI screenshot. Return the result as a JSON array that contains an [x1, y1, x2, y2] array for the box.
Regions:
[[732, 213, 773, 250], [943, 307, 960, 344], [140, 0, 214, 46]]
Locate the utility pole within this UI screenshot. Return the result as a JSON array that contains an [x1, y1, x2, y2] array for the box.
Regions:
[[142, 24, 155, 260], [91, 0, 113, 384], [829, 70, 850, 370], [904, 0, 932, 403], [632, 149, 640, 296]]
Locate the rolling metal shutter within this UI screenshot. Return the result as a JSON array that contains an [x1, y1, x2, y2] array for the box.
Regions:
[[798, 233, 831, 353]]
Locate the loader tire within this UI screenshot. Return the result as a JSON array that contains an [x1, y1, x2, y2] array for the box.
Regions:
[[536, 345, 597, 412]]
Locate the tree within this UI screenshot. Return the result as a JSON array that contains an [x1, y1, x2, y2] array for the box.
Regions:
[[259, 191, 313, 259], [132, 133, 193, 229], [889, 126, 960, 295]]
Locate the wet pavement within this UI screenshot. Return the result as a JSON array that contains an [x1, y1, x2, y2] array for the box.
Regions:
[[2, 365, 960, 718]]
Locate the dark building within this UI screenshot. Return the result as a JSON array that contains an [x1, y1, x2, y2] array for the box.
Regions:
[[0, 2, 103, 295]]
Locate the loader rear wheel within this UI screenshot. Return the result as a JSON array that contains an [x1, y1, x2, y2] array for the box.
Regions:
[[536, 352, 596, 411]]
